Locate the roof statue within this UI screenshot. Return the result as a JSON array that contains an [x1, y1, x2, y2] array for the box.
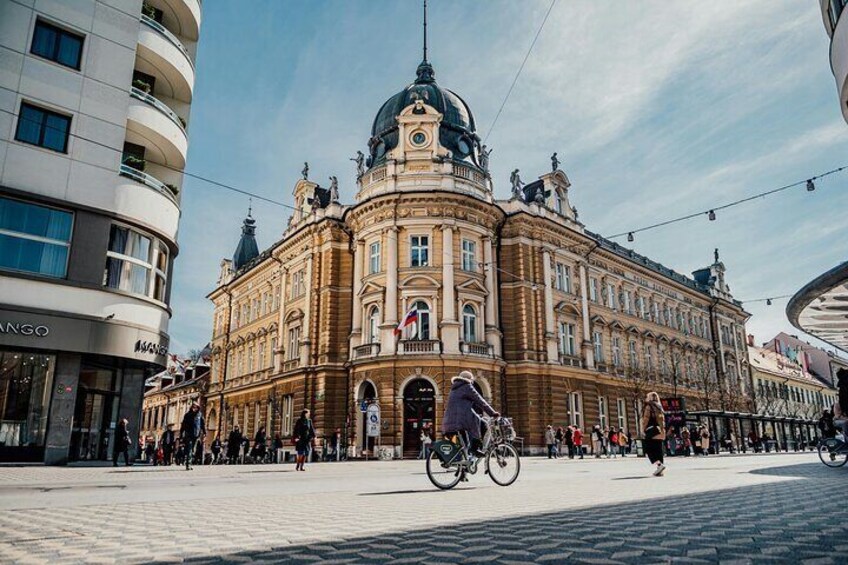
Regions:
[[329, 176, 340, 203], [479, 144, 492, 172], [350, 151, 365, 176], [510, 169, 524, 199], [302, 162, 309, 180], [714, 248, 720, 264], [551, 152, 560, 172]]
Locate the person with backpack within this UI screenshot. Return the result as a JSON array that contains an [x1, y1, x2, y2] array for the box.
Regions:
[[293, 409, 316, 471], [641, 391, 666, 476], [564, 426, 574, 458]]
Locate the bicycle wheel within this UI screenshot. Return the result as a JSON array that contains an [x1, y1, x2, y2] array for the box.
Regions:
[[426, 450, 462, 490], [818, 439, 848, 467], [486, 442, 520, 486]]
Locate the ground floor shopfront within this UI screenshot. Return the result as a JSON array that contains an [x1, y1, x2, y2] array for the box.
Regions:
[[202, 356, 721, 458], [0, 306, 166, 464]]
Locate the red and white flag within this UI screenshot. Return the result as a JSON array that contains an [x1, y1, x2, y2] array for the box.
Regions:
[[395, 307, 418, 335]]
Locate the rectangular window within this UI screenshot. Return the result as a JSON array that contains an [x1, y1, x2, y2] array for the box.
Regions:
[[606, 283, 616, 310], [569, 392, 583, 428], [287, 326, 301, 360], [410, 235, 429, 267], [589, 278, 598, 302], [247, 346, 255, 372], [15, 102, 71, 153], [645, 346, 653, 372], [612, 337, 622, 366], [258, 342, 265, 368], [624, 291, 632, 314], [369, 241, 381, 274], [593, 331, 604, 362], [461, 239, 477, 272], [559, 322, 575, 356], [291, 270, 305, 298], [282, 395, 294, 436], [598, 396, 607, 428], [555, 263, 571, 292], [0, 197, 72, 278], [104, 224, 153, 296], [617, 398, 627, 430], [628, 341, 638, 368], [31, 19, 84, 70]]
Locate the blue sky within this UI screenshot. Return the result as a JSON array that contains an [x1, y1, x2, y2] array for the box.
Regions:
[[169, 0, 848, 355]]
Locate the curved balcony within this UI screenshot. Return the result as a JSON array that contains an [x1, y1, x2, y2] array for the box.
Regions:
[[117, 164, 180, 240], [146, 0, 201, 41], [127, 89, 188, 168], [831, 8, 848, 122], [137, 15, 194, 103]]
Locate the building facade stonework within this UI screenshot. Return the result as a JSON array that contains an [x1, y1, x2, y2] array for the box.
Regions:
[[206, 59, 752, 457]]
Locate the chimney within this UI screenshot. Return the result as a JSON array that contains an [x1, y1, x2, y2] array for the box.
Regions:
[[746, 334, 754, 347]]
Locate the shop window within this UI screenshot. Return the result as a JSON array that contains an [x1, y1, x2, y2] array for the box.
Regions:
[[0, 351, 54, 450]]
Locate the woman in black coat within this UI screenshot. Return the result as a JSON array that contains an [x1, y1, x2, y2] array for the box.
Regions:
[[227, 426, 243, 464], [293, 409, 315, 471]]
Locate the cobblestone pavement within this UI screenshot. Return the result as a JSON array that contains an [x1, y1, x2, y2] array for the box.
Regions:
[[0, 452, 843, 564]]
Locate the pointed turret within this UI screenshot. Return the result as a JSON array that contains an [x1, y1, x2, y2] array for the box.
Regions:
[[233, 206, 259, 270]]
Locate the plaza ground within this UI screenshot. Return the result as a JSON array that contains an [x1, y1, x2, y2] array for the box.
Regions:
[[0, 452, 843, 564]]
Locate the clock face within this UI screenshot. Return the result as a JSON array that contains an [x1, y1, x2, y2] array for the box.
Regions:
[[412, 132, 427, 146], [457, 139, 470, 156]]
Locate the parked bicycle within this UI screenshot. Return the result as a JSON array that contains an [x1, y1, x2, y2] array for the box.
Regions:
[[818, 435, 848, 467], [426, 415, 520, 490]]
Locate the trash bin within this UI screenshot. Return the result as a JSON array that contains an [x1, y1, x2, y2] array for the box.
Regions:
[[635, 439, 645, 457]]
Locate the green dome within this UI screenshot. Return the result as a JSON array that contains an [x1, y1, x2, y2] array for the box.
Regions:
[[368, 61, 478, 166]]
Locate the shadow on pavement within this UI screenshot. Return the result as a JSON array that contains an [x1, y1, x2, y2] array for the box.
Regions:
[[159, 460, 845, 564]]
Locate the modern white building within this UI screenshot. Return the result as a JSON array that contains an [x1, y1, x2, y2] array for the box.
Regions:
[[0, 0, 201, 464], [821, 0, 848, 122]]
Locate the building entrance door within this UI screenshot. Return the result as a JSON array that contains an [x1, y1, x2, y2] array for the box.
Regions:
[[69, 366, 121, 461], [403, 379, 435, 458]]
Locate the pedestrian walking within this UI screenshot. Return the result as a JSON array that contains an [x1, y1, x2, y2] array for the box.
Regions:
[[161, 424, 176, 465], [819, 409, 837, 439], [112, 418, 132, 467], [592, 425, 603, 458], [545, 425, 556, 459], [641, 391, 666, 476], [681, 426, 692, 456], [564, 426, 574, 458], [418, 425, 432, 459], [273, 433, 284, 463], [211, 434, 222, 464], [180, 402, 206, 471], [555, 426, 564, 459], [252, 425, 267, 461], [293, 409, 315, 471], [227, 425, 243, 464], [617, 428, 628, 457], [608, 428, 618, 458], [573, 427, 584, 459], [699, 425, 711, 456]]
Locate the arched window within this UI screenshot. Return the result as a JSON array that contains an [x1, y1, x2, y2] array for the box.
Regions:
[[411, 300, 430, 340], [462, 304, 477, 343], [368, 306, 381, 344]]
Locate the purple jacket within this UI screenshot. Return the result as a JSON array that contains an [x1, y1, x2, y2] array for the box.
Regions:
[[441, 379, 497, 439]]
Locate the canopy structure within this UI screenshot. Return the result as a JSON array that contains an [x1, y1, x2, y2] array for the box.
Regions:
[[787, 260, 848, 354]]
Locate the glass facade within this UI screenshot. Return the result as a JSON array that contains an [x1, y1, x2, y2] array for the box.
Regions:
[[0, 196, 73, 278], [0, 350, 54, 455]]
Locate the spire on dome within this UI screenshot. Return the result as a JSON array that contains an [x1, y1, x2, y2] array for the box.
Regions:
[[233, 205, 259, 270], [416, 0, 435, 83]]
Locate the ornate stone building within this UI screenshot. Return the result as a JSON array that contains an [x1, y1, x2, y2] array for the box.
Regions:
[[206, 56, 752, 457]]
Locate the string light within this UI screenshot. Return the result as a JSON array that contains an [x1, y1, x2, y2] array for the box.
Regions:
[[708, 210, 716, 221], [627, 232, 634, 242], [806, 179, 815, 192], [740, 294, 793, 305]]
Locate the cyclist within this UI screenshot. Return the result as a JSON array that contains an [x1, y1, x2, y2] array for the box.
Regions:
[[441, 370, 499, 459]]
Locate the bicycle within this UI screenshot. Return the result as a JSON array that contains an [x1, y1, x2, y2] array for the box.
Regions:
[[817, 435, 848, 467], [426, 416, 521, 490]]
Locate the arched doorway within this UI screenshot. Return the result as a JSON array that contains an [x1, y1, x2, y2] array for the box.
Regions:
[[403, 378, 436, 458], [356, 381, 377, 454]]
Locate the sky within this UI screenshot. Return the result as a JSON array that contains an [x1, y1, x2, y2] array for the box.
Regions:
[[168, 0, 848, 357]]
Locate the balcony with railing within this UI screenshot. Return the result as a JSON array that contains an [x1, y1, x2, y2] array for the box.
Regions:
[[461, 342, 493, 357], [137, 14, 195, 102], [119, 163, 178, 202], [127, 87, 188, 167], [282, 357, 301, 372], [399, 340, 441, 355], [558, 354, 582, 368], [354, 343, 381, 359], [144, 0, 201, 42]]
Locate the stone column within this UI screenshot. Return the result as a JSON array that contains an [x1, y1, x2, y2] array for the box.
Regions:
[[483, 236, 501, 355], [45, 353, 81, 465], [382, 226, 399, 354], [350, 239, 365, 352], [441, 224, 460, 354], [542, 248, 558, 362], [579, 262, 595, 368], [300, 252, 314, 366]]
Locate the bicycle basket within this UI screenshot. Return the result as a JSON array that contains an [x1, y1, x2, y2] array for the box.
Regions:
[[431, 440, 461, 464], [492, 418, 517, 443]]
